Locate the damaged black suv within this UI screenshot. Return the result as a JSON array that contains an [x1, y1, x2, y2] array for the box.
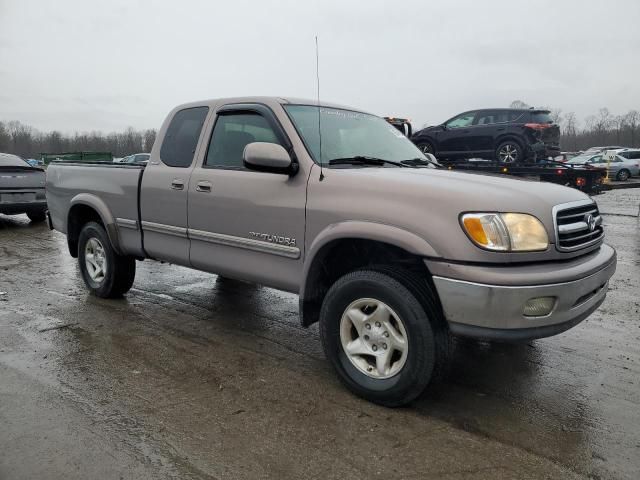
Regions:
[[411, 108, 560, 163]]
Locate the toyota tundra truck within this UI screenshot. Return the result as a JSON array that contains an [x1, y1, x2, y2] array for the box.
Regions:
[[45, 97, 617, 406]]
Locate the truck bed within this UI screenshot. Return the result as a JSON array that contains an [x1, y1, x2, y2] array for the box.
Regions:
[[46, 162, 146, 257]]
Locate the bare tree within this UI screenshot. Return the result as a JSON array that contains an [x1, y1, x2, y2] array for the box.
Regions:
[[624, 110, 639, 147], [563, 112, 578, 150], [594, 108, 612, 143], [549, 108, 563, 125], [612, 115, 626, 144], [143, 129, 157, 152], [0, 122, 10, 151], [510, 100, 530, 109]]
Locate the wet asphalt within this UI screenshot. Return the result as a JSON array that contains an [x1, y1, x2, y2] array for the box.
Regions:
[[0, 189, 638, 480]]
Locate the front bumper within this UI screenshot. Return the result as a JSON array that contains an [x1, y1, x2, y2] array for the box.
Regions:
[[430, 245, 617, 341]]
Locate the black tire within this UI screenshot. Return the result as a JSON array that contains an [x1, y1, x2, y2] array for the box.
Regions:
[[616, 169, 630, 181], [78, 222, 136, 298], [417, 142, 435, 156], [495, 140, 523, 163], [26, 209, 47, 223], [319, 269, 449, 407]]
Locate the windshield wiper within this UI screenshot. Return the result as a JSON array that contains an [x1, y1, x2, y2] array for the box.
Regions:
[[400, 157, 442, 168], [328, 156, 409, 168]]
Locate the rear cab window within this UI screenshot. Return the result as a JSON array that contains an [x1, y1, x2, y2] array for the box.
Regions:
[[160, 106, 209, 167]]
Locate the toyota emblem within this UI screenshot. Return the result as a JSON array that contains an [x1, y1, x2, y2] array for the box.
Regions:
[[584, 213, 597, 232]]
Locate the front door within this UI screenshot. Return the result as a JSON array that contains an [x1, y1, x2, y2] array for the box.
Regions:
[[140, 106, 209, 265], [187, 104, 306, 292], [438, 111, 476, 157]]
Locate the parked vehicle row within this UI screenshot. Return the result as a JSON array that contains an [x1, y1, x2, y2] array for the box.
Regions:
[[45, 96, 616, 406], [567, 152, 640, 181], [0, 153, 48, 222]]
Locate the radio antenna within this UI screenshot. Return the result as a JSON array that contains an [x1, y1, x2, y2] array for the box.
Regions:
[[315, 35, 324, 181]]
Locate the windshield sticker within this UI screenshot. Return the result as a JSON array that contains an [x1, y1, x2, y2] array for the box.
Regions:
[[320, 108, 365, 120]]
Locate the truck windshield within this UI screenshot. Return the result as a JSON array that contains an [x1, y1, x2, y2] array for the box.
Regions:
[[284, 105, 427, 166]]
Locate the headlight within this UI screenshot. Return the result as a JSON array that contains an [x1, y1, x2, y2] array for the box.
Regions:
[[461, 213, 548, 252]]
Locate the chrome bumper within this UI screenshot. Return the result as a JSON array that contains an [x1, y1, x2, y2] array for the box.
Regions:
[[432, 247, 617, 341]]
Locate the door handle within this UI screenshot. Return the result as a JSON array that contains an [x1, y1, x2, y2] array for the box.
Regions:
[[171, 179, 185, 190], [196, 181, 212, 193]]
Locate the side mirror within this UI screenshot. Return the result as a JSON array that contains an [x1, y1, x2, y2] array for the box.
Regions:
[[243, 142, 295, 175]]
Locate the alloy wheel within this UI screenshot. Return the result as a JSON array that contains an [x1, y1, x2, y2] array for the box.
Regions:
[[498, 144, 519, 163], [339, 298, 408, 379], [419, 144, 433, 155], [85, 237, 107, 283]]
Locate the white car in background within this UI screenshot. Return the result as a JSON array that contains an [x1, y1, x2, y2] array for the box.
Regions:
[[583, 145, 625, 154], [568, 152, 639, 181]]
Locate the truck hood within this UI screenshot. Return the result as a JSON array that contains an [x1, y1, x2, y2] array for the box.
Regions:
[[309, 166, 594, 263], [357, 167, 588, 208]]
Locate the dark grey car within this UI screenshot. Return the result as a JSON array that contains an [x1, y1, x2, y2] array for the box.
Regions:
[[0, 153, 47, 222]]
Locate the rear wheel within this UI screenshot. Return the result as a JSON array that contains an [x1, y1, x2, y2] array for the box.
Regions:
[[319, 269, 449, 407], [78, 222, 136, 298], [26, 209, 46, 223], [496, 140, 523, 163], [616, 169, 630, 181]]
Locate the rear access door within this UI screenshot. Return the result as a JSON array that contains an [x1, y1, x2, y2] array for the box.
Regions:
[[140, 106, 209, 266]]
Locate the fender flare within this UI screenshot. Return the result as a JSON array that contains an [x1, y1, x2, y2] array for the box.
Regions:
[[68, 193, 122, 254], [300, 220, 439, 299]]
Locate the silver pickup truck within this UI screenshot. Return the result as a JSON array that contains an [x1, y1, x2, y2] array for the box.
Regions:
[[46, 96, 617, 406]]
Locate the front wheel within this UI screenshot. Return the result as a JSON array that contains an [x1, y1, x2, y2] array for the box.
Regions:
[[78, 222, 136, 298], [616, 169, 630, 181], [417, 142, 435, 156], [319, 269, 448, 407]]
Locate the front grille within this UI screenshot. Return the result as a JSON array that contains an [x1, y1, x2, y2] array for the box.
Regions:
[[554, 202, 604, 251]]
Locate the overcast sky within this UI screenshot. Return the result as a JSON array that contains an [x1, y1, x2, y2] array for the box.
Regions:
[[1, 0, 639, 133]]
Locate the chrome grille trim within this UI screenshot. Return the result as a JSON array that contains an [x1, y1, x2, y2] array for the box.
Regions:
[[553, 200, 604, 252]]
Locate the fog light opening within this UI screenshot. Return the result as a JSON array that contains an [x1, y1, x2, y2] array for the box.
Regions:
[[523, 296, 556, 317]]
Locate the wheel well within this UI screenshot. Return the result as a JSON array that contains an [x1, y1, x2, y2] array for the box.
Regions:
[[415, 138, 436, 152], [495, 135, 524, 150], [300, 239, 436, 327], [67, 205, 103, 258]]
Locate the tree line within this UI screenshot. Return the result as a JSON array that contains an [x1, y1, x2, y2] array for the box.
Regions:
[[510, 100, 639, 151], [0, 120, 157, 159], [2, 102, 640, 160]]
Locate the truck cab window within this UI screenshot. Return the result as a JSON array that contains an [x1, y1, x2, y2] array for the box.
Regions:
[[205, 112, 282, 168], [160, 106, 209, 168]]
